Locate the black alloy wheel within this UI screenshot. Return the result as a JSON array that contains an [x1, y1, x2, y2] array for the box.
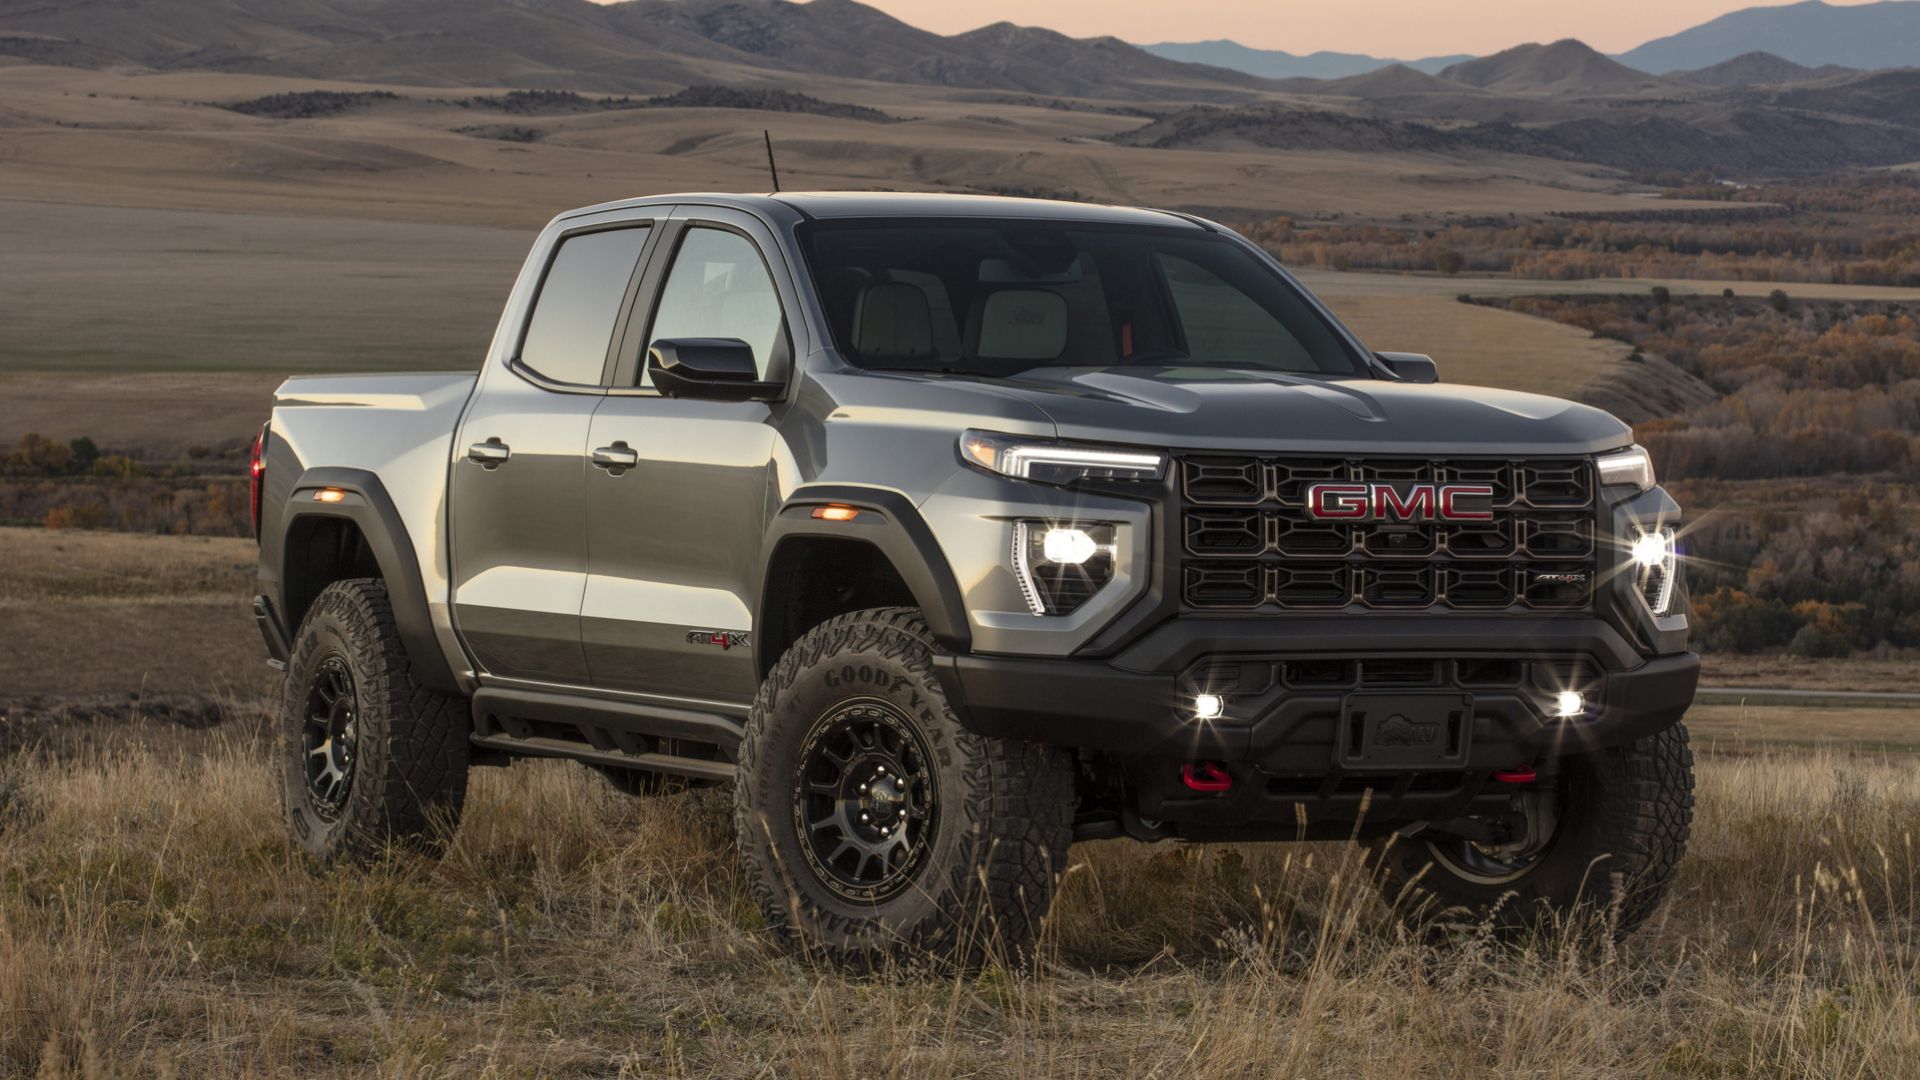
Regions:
[[302, 654, 360, 822], [793, 697, 938, 903]]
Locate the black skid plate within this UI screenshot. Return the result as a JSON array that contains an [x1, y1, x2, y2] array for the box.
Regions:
[[1338, 693, 1473, 770]]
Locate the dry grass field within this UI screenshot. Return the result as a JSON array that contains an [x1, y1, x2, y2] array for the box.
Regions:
[[0, 64, 1709, 229], [0, 528, 263, 706], [0, 201, 522, 374], [1700, 654, 1920, 695], [0, 726, 1915, 1077]]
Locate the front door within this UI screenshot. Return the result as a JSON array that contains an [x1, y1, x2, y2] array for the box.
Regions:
[[450, 221, 654, 682], [581, 214, 795, 703]]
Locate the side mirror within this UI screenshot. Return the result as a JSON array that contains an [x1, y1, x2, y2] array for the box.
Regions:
[[648, 338, 782, 402], [1376, 351, 1438, 384]]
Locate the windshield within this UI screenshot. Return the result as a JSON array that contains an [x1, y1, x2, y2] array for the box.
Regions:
[[800, 219, 1365, 379]]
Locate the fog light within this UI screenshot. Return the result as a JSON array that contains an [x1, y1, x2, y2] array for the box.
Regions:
[[1194, 694, 1225, 720], [1553, 691, 1585, 718], [1042, 527, 1099, 565]]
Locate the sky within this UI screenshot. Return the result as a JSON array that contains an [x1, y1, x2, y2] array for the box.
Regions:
[[656, 0, 1893, 59]]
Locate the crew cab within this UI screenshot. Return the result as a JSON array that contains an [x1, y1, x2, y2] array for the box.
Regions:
[[252, 193, 1697, 965]]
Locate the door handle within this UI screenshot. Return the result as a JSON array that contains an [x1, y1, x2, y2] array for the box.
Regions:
[[468, 438, 511, 469], [591, 443, 639, 474]]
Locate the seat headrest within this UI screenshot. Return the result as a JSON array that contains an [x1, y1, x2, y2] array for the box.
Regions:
[[850, 282, 935, 364], [973, 289, 1068, 362]]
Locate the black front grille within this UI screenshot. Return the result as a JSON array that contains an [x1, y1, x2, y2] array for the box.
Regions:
[[1178, 455, 1598, 613]]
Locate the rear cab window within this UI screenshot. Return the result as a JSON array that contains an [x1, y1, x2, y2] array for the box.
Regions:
[[517, 226, 651, 386]]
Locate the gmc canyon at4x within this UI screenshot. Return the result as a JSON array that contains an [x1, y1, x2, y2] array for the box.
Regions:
[[251, 193, 1697, 965]]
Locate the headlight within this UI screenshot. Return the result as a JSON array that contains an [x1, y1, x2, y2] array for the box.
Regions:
[[1631, 525, 1679, 616], [1597, 445, 1655, 491], [961, 430, 1165, 486], [1012, 521, 1116, 615]]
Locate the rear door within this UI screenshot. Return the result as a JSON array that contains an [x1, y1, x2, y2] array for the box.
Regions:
[[449, 215, 661, 683], [579, 208, 799, 703]]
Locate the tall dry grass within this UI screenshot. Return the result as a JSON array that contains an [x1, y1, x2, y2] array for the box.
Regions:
[[0, 732, 1915, 1078]]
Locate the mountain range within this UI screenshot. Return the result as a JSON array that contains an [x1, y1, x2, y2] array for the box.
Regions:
[[1122, 35, 1920, 172], [1146, 1, 1919, 80], [1618, 0, 1920, 74], [4, 0, 1920, 176], [0, 0, 1262, 99], [1140, 40, 1470, 80]]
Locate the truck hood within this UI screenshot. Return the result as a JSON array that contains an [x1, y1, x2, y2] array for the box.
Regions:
[[968, 366, 1633, 457]]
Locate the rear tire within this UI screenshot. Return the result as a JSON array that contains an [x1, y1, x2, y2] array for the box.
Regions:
[[735, 607, 1075, 969], [1372, 723, 1694, 939], [277, 579, 469, 865]]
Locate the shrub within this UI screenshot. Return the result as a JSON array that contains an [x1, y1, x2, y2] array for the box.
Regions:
[[43, 505, 108, 530], [1787, 624, 1853, 658]]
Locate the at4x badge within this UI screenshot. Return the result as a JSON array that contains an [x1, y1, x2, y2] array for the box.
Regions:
[[686, 629, 751, 651]]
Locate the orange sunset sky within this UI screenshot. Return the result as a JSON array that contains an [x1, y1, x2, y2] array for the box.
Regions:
[[593, 0, 1897, 59]]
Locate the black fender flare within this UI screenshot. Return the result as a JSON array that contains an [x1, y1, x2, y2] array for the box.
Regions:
[[756, 485, 970, 676], [274, 466, 461, 694]]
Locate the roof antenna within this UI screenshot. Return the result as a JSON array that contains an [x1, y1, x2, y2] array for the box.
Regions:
[[762, 130, 781, 193]]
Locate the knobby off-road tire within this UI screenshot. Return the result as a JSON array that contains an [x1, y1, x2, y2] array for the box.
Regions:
[[1373, 723, 1694, 940], [277, 578, 469, 865], [735, 607, 1075, 969]]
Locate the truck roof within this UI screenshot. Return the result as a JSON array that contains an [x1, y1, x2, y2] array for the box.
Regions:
[[559, 191, 1209, 230]]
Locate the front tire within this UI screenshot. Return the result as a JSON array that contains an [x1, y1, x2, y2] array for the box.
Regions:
[[277, 579, 469, 865], [735, 607, 1075, 969], [1372, 723, 1694, 939]]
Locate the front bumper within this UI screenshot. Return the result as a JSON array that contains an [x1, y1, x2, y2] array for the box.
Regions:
[[934, 617, 1699, 773]]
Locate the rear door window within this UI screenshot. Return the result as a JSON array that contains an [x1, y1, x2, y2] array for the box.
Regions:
[[518, 226, 651, 386]]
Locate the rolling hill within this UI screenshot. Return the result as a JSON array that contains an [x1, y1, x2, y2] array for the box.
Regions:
[[1440, 40, 1671, 94], [1318, 63, 1480, 99], [1139, 39, 1471, 80], [0, 0, 1266, 99], [1765, 68, 1920, 124], [1673, 51, 1858, 87]]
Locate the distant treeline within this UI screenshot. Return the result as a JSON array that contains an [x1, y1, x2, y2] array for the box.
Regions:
[[1251, 173, 1920, 288], [460, 85, 902, 123], [2, 434, 250, 536], [1475, 292, 1920, 656], [222, 85, 900, 124], [223, 90, 399, 119]]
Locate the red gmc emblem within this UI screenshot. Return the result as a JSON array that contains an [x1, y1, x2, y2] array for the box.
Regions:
[[1305, 482, 1495, 523]]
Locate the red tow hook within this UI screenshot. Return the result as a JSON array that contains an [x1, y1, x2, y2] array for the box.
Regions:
[[1492, 765, 1538, 784], [1181, 761, 1234, 793]]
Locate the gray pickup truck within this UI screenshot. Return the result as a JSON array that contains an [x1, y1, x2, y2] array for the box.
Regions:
[[251, 192, 1698, 965]]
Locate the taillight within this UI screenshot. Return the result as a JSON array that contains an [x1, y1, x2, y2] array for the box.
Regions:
[[249, 422, 268, 539]]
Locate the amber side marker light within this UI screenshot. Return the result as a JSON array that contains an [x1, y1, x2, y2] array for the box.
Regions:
[[811, 505, 859, 522], [313, 488, 347, 504]]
